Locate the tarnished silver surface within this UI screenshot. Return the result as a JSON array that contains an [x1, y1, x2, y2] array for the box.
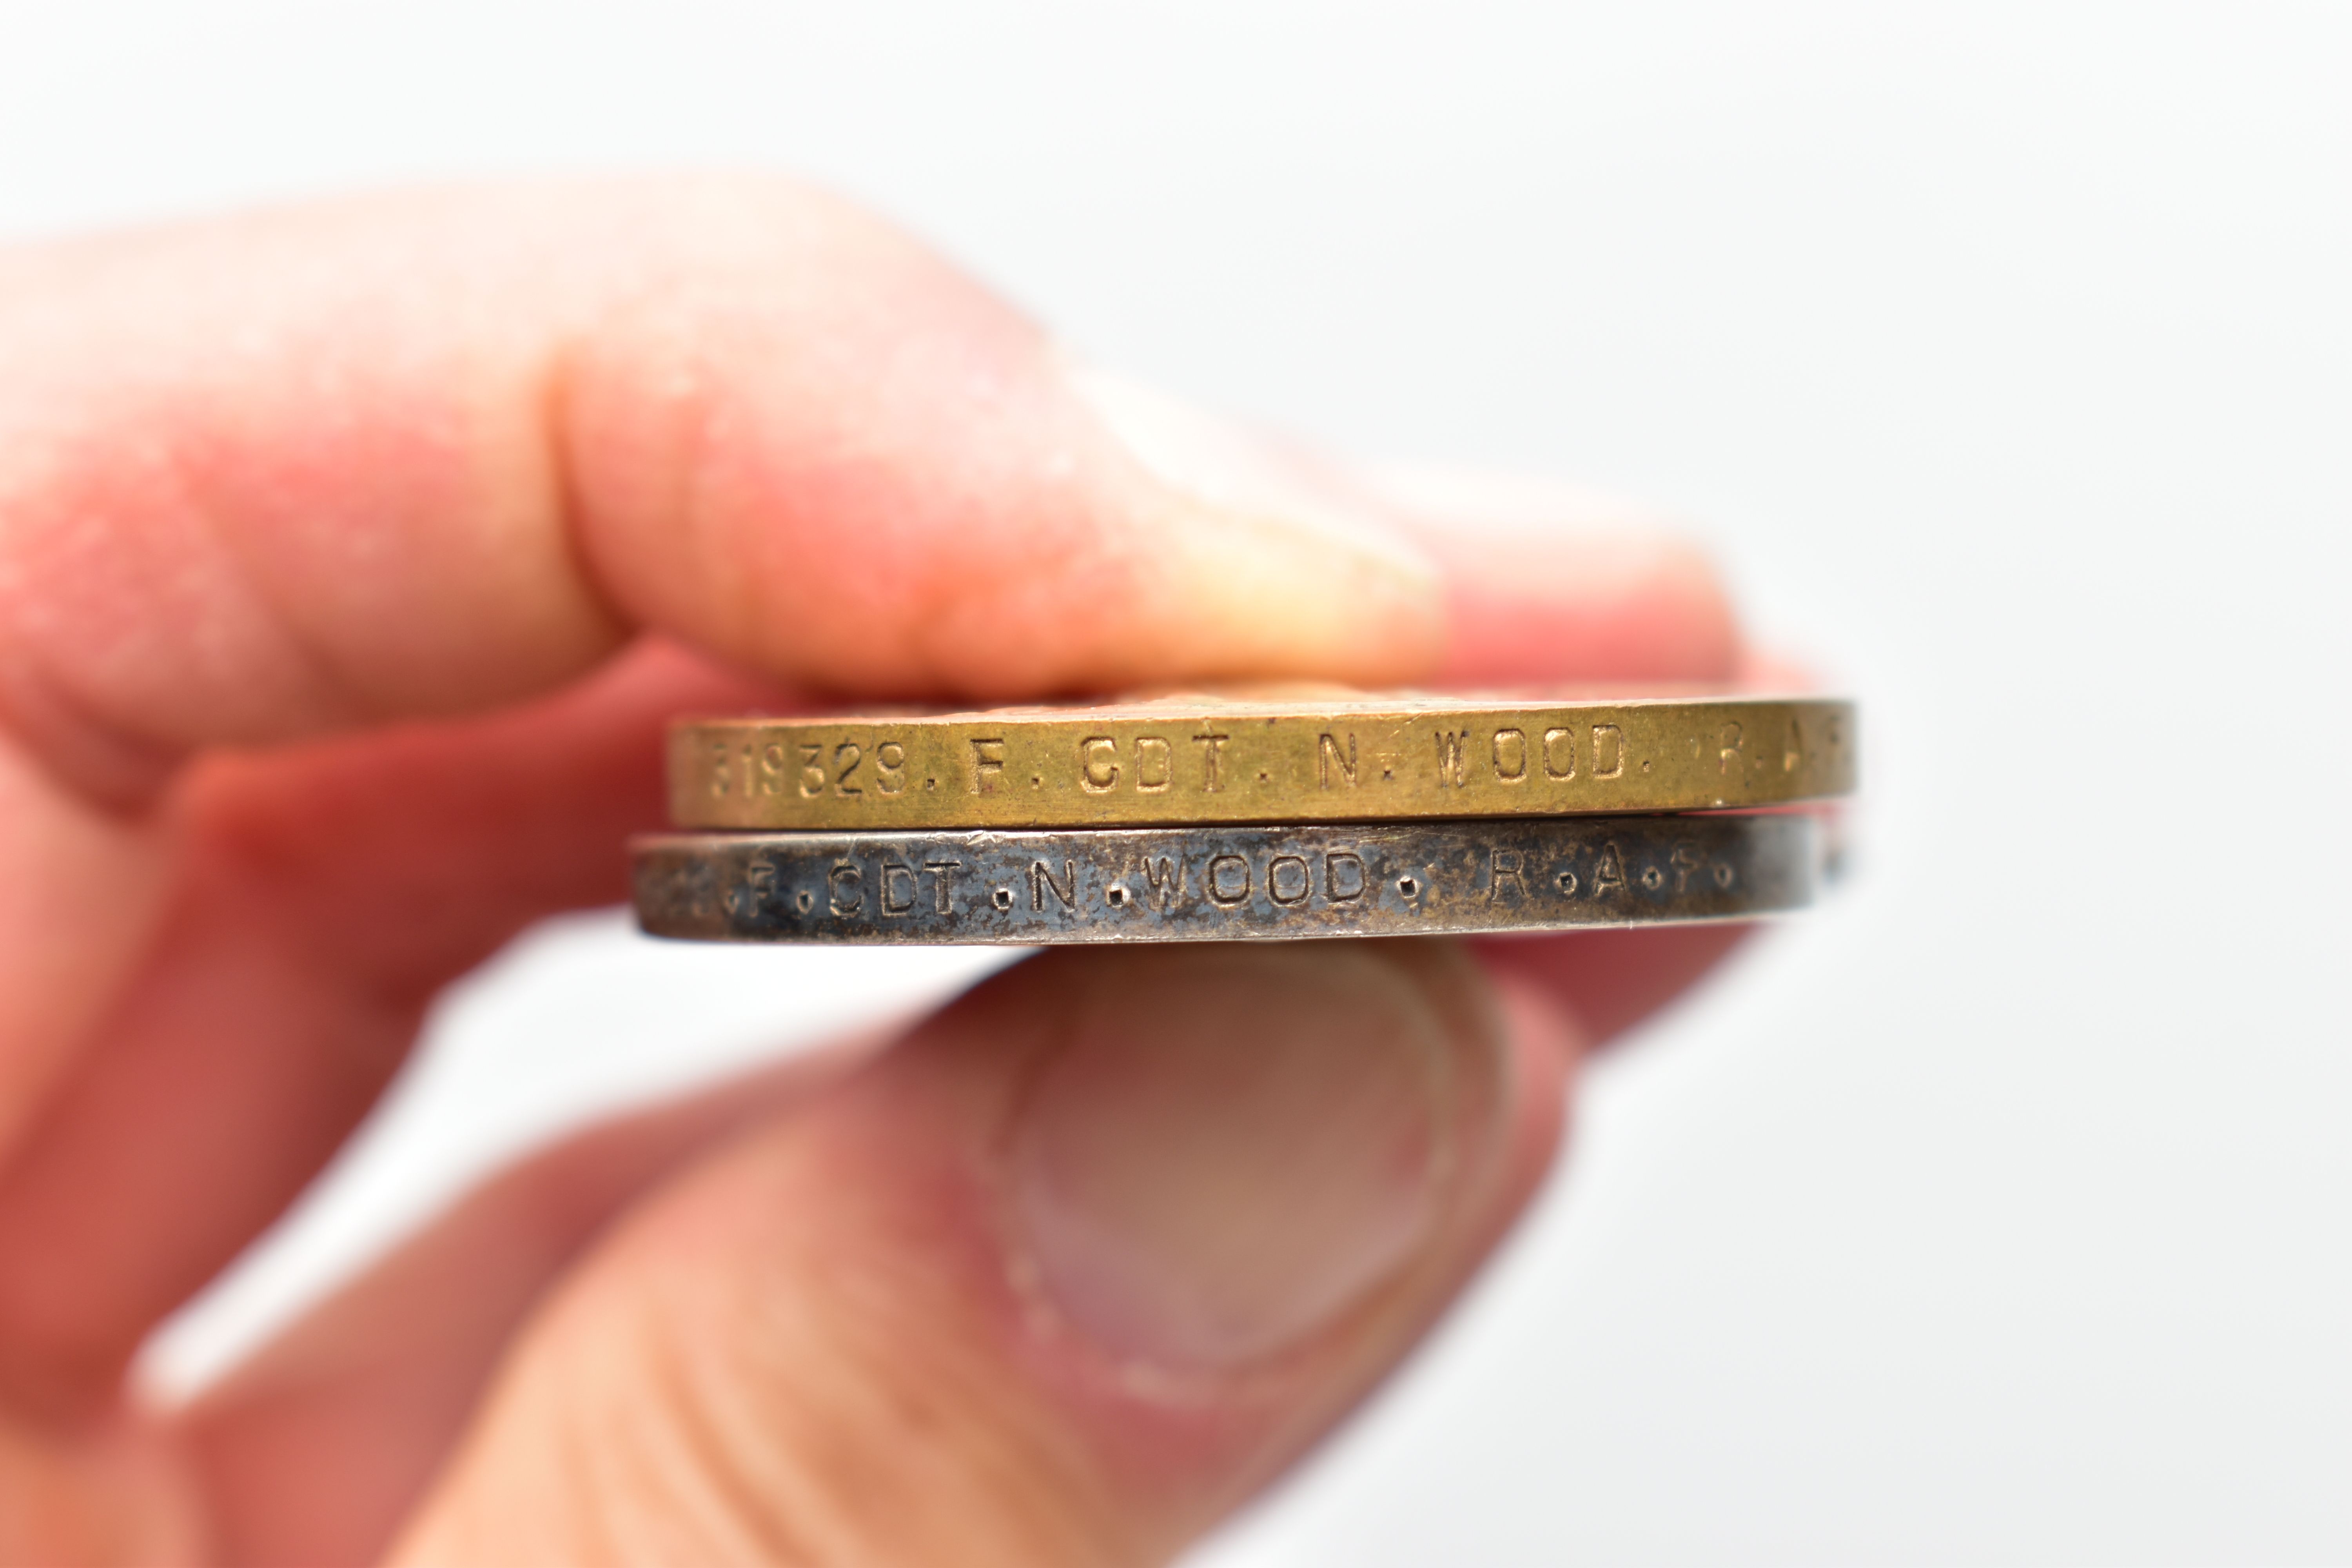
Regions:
[[633, 814, 1819, 945]]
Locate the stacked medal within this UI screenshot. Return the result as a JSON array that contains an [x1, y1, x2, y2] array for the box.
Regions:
[[632, 693, 1855, 946]]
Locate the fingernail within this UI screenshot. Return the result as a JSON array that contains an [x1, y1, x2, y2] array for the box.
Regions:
[[1067, 366, 1438, 586], [1008, 946, 1462, 1372]]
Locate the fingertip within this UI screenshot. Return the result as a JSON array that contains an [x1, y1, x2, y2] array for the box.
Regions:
[[1736, 645, 1827, 693], [557, 200, 1448, 699], [1472, 924, 1757, 1048], [1068, 371, 1449, 689], [1361, 466, 1745, 686], [1483, 955, 1590, 1082]]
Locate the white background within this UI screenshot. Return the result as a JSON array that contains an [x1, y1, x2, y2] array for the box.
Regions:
[[4, 3, 2347, 1561]]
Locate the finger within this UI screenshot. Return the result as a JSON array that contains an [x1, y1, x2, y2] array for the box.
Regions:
[[1360, 465, 1742, 686], [384, 942, 1572, 1565], [0, 744, 174, 1169], [169, 1040, 874, 1568], [0, 639, 772, 1419], [0, 1406, 195, 1566], [0, 1036, 874, 1568], [0, 179, 1443, 776], [1471, 926, 1755, 1047]]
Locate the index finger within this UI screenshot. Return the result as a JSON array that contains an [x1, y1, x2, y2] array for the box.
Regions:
[[0, 175, 1456, 802]]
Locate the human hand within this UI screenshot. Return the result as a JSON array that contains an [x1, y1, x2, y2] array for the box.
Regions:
[[0, 176, 1749, 1564]]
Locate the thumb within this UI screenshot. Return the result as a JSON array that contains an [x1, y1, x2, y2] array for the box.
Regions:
[[387, 941, 1573, 1566]]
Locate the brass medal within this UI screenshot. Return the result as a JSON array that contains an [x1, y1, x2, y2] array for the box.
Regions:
[[670, 693, 1854, 830]]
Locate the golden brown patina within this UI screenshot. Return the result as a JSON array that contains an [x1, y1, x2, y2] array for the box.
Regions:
[[669, 693, 1855, 830]]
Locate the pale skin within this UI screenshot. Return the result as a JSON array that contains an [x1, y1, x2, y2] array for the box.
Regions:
[[0, 175, 1757, 1564]]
